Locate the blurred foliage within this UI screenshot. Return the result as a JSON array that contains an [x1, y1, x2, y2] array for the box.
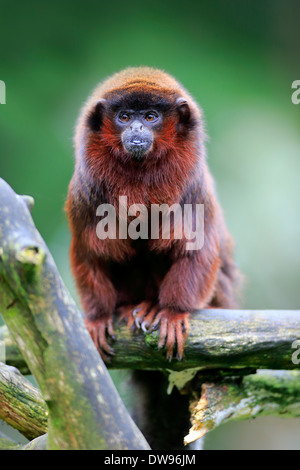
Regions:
[[0, 0, 299, 449]]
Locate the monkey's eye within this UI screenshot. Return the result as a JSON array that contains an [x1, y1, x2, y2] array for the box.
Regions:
[[118, 112, 131, 123], [144, 112, 158, 122]]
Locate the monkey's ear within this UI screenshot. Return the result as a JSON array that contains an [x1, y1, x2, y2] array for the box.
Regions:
[[176, 97, 191, 125], [87, 98, 107, 132]]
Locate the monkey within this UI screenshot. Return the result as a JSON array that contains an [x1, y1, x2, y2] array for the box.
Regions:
[[65, 67, 240, 363]]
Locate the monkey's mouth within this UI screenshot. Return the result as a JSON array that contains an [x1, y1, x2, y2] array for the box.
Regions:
[[123, 137, 152, 160], [131, 138, 145, 145]]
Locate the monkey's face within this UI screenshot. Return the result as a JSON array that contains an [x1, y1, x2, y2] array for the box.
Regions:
[[116, 109, 161, 160], [87, 92, 195, 163]]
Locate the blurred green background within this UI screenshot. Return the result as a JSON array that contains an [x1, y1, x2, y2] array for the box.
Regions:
[[0, 0, 300, 449]]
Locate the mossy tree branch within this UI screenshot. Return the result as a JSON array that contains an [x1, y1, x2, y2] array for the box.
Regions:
[[185, 370, 300, 445], [0, 362, 47, 440], [2, 307, 300, 373], [0, 177, 150, 450]]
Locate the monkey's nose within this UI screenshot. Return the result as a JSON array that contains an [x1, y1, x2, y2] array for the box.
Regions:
[[130, 121, 143, 132]]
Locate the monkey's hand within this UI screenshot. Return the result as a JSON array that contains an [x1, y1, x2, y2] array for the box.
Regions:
[[149, 308, 190, 361], [85, 317, 116, 362], [120, 302, 190, 361], [152, 309, 190, 361]]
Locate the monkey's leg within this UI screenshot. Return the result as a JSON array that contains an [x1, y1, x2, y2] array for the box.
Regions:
[[71, 251, 117, 360]]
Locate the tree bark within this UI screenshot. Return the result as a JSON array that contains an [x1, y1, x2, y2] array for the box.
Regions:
[[0, 362, 47, 440], [2, 307, 300, 372], [185, 370, 300, 445], [0, 177, 150, 450]]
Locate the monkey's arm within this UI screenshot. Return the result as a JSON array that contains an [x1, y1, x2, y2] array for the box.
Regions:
[[130, 187, 221, 360], [156, 237, 220, 360], [131, 230, 220, 361], [154, 185, 221, 360], [157, 175, 221, 312], [66, 176, 119, 359], [70, 238, 117, 359], [137, 183, 221, 359]]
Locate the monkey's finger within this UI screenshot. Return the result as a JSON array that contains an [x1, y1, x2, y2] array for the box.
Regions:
[[118, 305, 135, 328], [166, 323, 176, 362], [134, 313, 143, 329], [175, 321, 185, 361], [107, 318, 116, 341], [133, 307, 142, 318], [133, 301, 152, 328], [98, 349, 111, 363], [100, 341, 115, 357], [157, 315, 168, 350], [97, 322, 115, 356], [181, 313, 190, 336], [150, 311, 163, 331], [141, 306, 158, 332]]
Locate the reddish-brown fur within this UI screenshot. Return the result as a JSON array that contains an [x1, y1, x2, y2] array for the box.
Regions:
[[66, 67, 239, 361]]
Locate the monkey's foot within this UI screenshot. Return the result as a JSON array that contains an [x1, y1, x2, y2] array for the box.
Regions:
[[119, 303, 190, 360], [132, 304, 190, 361], [118, 301, 156, 330], [132, 301, 158, 331], [151, 309, 190, 361], [118, 304, 138, 328], [85, 317, 116, 362]]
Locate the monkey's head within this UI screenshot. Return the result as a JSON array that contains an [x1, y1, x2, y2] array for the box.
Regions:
[[76, 67, 203, 168]]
